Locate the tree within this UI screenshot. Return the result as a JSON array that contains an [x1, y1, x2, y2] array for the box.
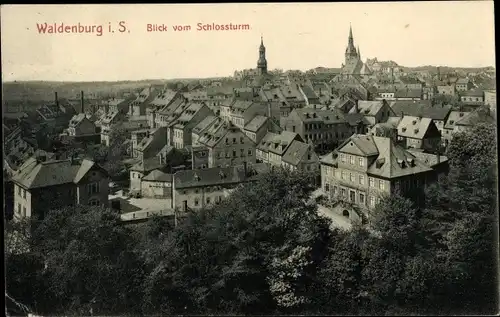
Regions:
[[141, 168, 332, 315], [30, 206, 145, 315]]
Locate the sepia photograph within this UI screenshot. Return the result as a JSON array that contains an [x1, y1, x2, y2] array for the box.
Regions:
[[2, 2, 498, 316]]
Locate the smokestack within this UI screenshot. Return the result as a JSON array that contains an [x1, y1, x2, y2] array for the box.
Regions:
[[80, 91, 84, 113], [243, 161, 248, 177], [354, 99, 359, 113], [55, 92, 59, 108]]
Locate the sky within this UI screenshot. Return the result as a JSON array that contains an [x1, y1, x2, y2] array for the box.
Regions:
[[1, 2, 496, 82]]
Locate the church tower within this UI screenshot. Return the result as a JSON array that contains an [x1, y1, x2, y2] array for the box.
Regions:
[[345, 24, 359, 64], [257, 36, 268, 75]]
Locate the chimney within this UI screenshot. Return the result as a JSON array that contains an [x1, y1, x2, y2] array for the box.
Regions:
[[243, 161, 248, 177], [55, 92, 59, 108], [400, 111, 404, 119], [80, 91, 84, 113], [267, 103, 272, 118], [354, 100, 359, 113]]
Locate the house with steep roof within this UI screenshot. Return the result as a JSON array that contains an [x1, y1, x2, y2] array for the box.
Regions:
[[369, 117, 401, 141], [282, 108, 353, 152], [171, 103, 214, 149], [348, 100, 395, 127], [459, 89, 484, 106], [11, 157, 109, 220], [243, 115, 282, 144], [129, 87, 158, 117], [390, 101, 451, 134], [135, 126, 168, 161], [152, 97, 188, 129], [195, 120, 256, 168], [67, 113, 96, 137], [140, 169, 173, 198], [172, 162, 270, 211], [256, 131, 303, 166], [281, 139, 320, 173], [397, 116, 441, 152], [455, 78, 474, 92], [320, 134, 448, 222]]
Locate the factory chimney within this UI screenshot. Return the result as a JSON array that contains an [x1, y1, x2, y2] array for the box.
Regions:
[[54, 92, 59, 108], [80, 91, 84, 113]]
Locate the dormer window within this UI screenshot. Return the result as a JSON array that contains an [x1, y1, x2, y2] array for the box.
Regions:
[[414, 129, 419, 134], [459, 112, 464, 117], [402, 127, 407, 132], [412, 120, 417, 125]]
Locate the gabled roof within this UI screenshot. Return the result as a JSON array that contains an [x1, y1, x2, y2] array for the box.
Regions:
[[244, 115, 268, 132], [281, 140, 315, 166], [454, 108, 494, 126], [193, 115, 218, 135], [394, 89, 422, 99], [130, 156, 164, 172], [142, 169, 172, 182], [460, 89, 484, 97], [68, 113, 87, 127], [390, 101, 451, 121], [338, 134, 379, 156], [350, 101, 385, 116], [12, 158, 106, 189], [444, 111, 469, 130], [257, 131, 300, 155], [397, 116, 435, 139]]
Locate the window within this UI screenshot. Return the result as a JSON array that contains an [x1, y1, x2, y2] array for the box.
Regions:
[[340, 154, 346, 163], [87, 182, 99, 195], [350, 173, 355, 182], [341, 171, 346, 180], [89, 199, 100, 206], [195, 189, 199, 194], [18, 186, 21, 196], [233, 150, 237, 157], [248, 149, 252, 156], [379, 180, 385, 190], [358, 157, 364, 166], [349, 190, 356, 202], [240, 137, 244, 144], [369, 196, 375, 207], [359, 193, 365, 204], [233, 138, 236, 144], [359, 175, 365, 185], [341, 188, 346, 198], [325, 183, 330, 192], [194, 198, 199, 206], [17, 203, 21, 215], [22, 207, 26, 217], [206, 197, 211, 204], [349, 155, 355, 165], [369, 177, 374, 187], [240, 148, 244, 157], [23, 189, 26, 199]]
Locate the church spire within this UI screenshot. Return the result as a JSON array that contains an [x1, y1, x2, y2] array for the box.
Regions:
[[349, 23, 353, 41], [257, 35, 267, 75], [357, 45, 361, 60]]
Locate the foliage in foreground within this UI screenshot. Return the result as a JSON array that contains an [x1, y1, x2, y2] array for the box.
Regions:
[[5, 124, 498, 315]]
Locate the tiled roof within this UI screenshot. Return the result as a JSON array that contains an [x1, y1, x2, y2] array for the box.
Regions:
[[293, 108, 347, 124], [173, 163, 270, 189], [344, 113, 371, 127], [407, 149, 448, 167], [12, 158, 104, 189], [173, 103, 208, 129], [394, 89, 422, 99], [339, 134, 379, 156], [390, 101, 451, 120], [367, 136, 433, 178], [244, 115, 268, 132], [257, 131, 300, 155], [444, 111, 469, 130], [281, 140, 313, 166], [350, 101, 385, 116], [142, 169, 172, 182], [397, 116, 434, 139], [193, 115, 218, 135], [454, 108, 494, 126], [130, 156, 163, 172], [460, 89, 484, 97], [456, 78, 470, 84]]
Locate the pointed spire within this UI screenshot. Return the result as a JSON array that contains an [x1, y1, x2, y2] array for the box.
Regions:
[[349, 23, 353, 40], [357, 45, 361, 60]]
